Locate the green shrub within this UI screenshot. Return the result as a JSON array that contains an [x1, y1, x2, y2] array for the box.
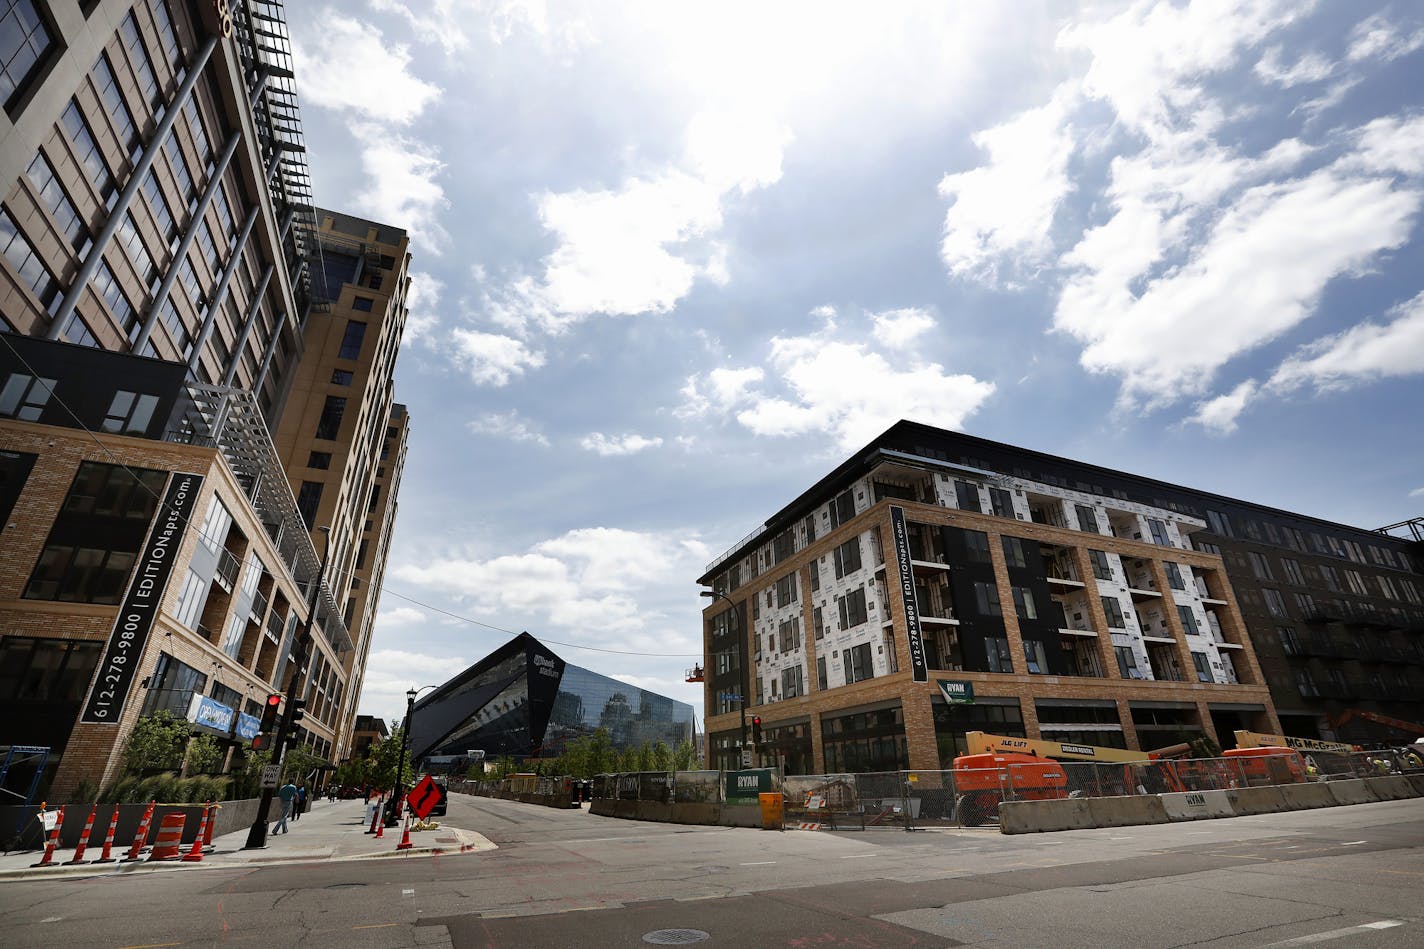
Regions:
[[149, 773, 181, 805], [100, 776, 138, 805]]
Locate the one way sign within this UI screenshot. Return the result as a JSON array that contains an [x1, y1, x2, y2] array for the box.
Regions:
[[407, 774, 446, 820]]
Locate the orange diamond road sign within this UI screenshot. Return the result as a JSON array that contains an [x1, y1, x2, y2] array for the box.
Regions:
[[408, 775, 445, 820]]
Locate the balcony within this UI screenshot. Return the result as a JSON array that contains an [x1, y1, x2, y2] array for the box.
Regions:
[[249, 589, 269, 622], [213, 549, 240, 591], [266, 610, 286, 642]]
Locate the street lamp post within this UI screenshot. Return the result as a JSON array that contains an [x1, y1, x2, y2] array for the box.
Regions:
[[701, 590, 748, 767], [245, 526, 330, 850], [389, 684, 439, 826]]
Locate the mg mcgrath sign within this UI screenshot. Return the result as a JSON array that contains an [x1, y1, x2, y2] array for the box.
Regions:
[[937, 679, 975, 705]]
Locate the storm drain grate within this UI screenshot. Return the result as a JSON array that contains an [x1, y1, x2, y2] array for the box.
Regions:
[[642, 929, 711, 945]]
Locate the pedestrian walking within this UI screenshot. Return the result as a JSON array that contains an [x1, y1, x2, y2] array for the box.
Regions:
[[272, 781, 297, 834], [293, 784, 306, 820]]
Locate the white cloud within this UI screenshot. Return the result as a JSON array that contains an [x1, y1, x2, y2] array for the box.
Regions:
[[292, 12, 441, 124], [403, 272, 443, 342], [1351, 114, 1424, 176], [580, 432, 664, 456], [939, 90, 1076, 282], [1254, 46, 1334, 87], [352, 129, 450, 256], [683, 313, 995, 449], [871, 307, 937, 349], [1058, 166, 1421, 408], [391, 527, 704, 642], [677, 366, 765, 418], [1268, 292, 1424, 392], [377, 606, 429, 627], [1409, 487, 1424, 498], [1184, 379, 1258, 435], [467, 411, 550, 445], [449, 329, 546, 385], [1347, 13, 1424, 63]]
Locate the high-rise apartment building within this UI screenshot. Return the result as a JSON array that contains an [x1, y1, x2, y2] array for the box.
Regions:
[[0, 1, 410, 798], [269, 210, 411, 760], [698, 421, 1423, 773]]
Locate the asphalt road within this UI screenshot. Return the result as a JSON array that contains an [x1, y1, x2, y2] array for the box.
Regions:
[[1, 794, 1421, 948]]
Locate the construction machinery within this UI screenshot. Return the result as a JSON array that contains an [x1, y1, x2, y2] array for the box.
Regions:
[[1329, 709, 1424, 741], [1233, 730, 1357, 754], [951, 732, 1192, 825]]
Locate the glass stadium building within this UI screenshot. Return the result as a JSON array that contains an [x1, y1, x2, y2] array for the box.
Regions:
[[407, 633, 696, 763]]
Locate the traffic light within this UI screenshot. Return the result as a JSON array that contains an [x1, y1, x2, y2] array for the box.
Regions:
[[252, 693, 283, 750], [284, 698, 307, 728], [751, 715, 763, 745]]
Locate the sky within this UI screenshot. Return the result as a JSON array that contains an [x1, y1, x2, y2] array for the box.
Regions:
[[283, 0, 1424, 729]]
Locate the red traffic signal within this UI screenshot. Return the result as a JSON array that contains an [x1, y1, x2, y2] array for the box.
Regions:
[[751, 715, 763, 744], [253, 693, 283, 750]]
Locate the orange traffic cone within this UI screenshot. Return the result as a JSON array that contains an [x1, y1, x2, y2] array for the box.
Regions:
[[64, 805, 98, 864], [203, 802, 217, 850], [366, 796, 381, 834], [396, 813, 413, 851], [93, 806, 121, 863], [31, 804, 63, 868], [123, 801, 157, 862], [181, 803, 212, 862], [375, 809, 385, 839], [147, 813, 186, 861]]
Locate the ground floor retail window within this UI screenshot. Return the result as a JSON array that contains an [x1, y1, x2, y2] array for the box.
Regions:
[[932, 700, 1024, 768], [822, 706, 908, 773], [762, 721, 813, 775]]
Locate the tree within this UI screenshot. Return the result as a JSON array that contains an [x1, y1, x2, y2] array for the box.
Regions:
[[673, 739, 698, 771], [367, 727, 414, 791], [121, 711, 190, 774], [651, 740, 673, 772], [184, 734, 223, 775]]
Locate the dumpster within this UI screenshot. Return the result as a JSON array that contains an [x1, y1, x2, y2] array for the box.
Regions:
[[758, 792, 784, 830]]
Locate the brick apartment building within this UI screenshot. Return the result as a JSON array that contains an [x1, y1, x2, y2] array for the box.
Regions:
[[698, 421, 1424, 774], [0, 0, 410, 797]]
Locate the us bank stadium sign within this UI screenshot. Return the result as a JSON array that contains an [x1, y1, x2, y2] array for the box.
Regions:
[[81, 473, 204, 724], [889, 506, 929, 683]]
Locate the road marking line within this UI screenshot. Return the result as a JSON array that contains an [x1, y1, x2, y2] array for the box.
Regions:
[[839, 854, 877, 859], [40, 917, 62, 923], [1341, 840, 1367, 846], [740, 861, 776, 865], [117, 943, 182, 948], [353, 923, 399, 931], [1265, 919, 1403, 946], [402, 888, 414, 896]]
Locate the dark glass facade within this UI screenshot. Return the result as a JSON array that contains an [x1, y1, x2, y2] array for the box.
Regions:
[[409, 633, 695, 763]]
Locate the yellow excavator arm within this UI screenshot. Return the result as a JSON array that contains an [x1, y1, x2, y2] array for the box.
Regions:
[[1234, 730, 1357, 753], [962, 731, 1167, 763]]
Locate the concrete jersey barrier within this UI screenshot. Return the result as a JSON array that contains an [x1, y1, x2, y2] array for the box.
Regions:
[[1085, 795, 1168, 827], [1364, 775, 1417, 801], [999, 798, 1094, 834], [1161, 790, 1235, 821]]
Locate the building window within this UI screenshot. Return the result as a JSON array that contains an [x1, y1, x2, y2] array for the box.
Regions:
[[0, 208, 62, 313], [1100, 596, 1126, 628], [1114, 645, 1140, 678], [1146, 518, 1170, 546], [1262, 588, 1289, 618], [0, 636, 101, 704], [962, 529, 991, 563], [1176, 605, 1199, 635], [986, 636, 1013, 673], [26, 153, 91, 255], [1281, 558, 1305, 585], [1319, 565, 1341, 592], [989, 487, 1014, 518], [816, 656, 827, 691], [833, 537, 861, 578], [60, 461, 166, 519], [781, 664, 803, 699], [808, 559, 819, 592], [837, 588, 868, 630], [101, 391, 159, 435], [1191, 652, 1212, 682], [954, 481, 982, 513], [0, 372, 55, 420], [0, 0, 55, 112], [338, 321, 366, 360], [315, 396, 346, 440], [140, 652, 207, 719], [1000, 536, 1028, 569], [1294, 592, 1316, 616], [331, 369, 353, 386], [1075, 504, 1099, 533], [24, 546, 136, 603], [774, 573, 798, 608], [1089, 549, 1113, 580], [777, 617, 800, 652], [812, 606, 824, 640], [295, 481, 323, 529], [1164, 562, 1185, 590], [351, 296, 374, 312], [828, 488, 855, 528], [846, 642, 874, 683], [307, 451, 331, 470], [1248, 552, 1274, 580], [974, 581, 1003, 617], [1011, 585, 1037, 620]]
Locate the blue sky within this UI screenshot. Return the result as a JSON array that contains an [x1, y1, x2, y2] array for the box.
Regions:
[[285, 1, 1424, 728]]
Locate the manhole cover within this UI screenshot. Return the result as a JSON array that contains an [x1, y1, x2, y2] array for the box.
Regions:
[[642, 930, 710, 945]]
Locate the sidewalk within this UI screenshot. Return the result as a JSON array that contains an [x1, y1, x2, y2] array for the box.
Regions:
[[0, 798, 495, 881]]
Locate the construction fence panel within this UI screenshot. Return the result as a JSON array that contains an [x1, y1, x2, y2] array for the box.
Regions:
[[953, 767, 1007, 827], [854, 771, 918, 827], [672, 771, 722, 804], [638, 772, 673, 804], [906, 770, 958, 825]]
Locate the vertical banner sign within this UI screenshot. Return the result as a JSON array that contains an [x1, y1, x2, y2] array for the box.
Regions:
[[81, 473, 204, 724], [889, 506, 929, 683]]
